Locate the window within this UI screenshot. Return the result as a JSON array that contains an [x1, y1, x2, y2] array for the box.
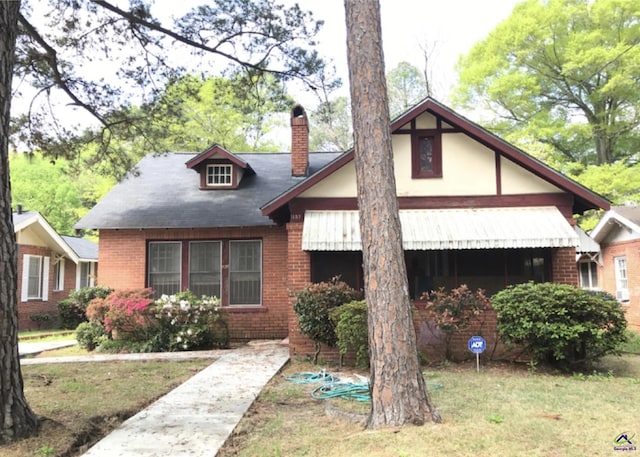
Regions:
[[27, 255, 43, 299], [148, 242, 182, 296], [189, 241, 221, 298], [21, 255, 49, 301], [229, 241, 262, 305], [148, 239, 262, 305], [411, 133, 442, 178], [579, 261, 598, 290], [54, 258, 65, 291], [614, 256, 629, 301], [206, 164, 233, 187], [78, 262, 95, 289]]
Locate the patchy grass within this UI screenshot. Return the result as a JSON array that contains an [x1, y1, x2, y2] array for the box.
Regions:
[[619, 329, 640, 353], [219, 355, 640, 457], [2, 360, 211, 457], [19, 330, 75, 342]]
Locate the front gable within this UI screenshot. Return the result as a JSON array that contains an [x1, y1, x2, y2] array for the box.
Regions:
[[591, 207, 640, 244], [262, 98, 608, 221]]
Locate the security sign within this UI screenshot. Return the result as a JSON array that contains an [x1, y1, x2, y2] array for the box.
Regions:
[[468, 336, 486, 354]]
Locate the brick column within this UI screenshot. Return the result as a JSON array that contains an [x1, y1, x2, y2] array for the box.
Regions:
[[286, 219, 315, 357], [551, 247, 579, 286]]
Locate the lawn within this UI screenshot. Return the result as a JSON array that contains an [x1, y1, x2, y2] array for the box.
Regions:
[[218, 355, 640, 457], [2, 359, 212, 457]]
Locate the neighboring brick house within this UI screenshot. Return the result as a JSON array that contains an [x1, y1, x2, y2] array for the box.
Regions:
[[75, 98, 609, 358], [13, 208, 98, 330], [590, 206, 640, 331]]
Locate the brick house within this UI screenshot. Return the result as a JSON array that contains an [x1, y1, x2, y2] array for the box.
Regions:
[[75, 98, 609, 358], [14, 208, 98, 330], [590, 206, 640, 331]]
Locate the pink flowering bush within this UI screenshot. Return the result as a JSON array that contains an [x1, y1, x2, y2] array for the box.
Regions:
[[86, 288, 155, 338]]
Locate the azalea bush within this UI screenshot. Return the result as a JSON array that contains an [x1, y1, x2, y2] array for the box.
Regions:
[[86, 288, 155, 339], [492, 283, 627, 370], [58, 286, 113, 329], [293, 277, 361, 363], [422, 285, 491, 360], [155, 291, 229, 351]]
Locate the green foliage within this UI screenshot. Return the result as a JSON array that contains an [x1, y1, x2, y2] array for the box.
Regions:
[[58, 286, 114, 330], [492, 283, 628, 369], [423, 285, 491, 360], [454, 0, 640, 166], [309, 95, 353, 152], [75, 322, 107, 351], [330, 300, 369, 367], [386, 61, 427, 118], [155, 291, 229, 351], [618, 329, 640, 353], [293, 278, 361, 354], [9, 153, 115, 234]]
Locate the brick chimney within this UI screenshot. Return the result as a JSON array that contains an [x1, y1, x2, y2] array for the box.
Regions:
[[291, 104, 309, 177]]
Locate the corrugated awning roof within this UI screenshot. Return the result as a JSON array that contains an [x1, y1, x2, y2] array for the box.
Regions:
[[574, 226, 600, 254], [302, 207, 579, 251]]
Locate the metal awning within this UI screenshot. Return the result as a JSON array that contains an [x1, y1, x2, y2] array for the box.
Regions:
[[301, 207, 579, 251]]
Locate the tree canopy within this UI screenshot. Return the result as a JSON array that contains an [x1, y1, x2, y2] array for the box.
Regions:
[[454, 0, 640, 166]]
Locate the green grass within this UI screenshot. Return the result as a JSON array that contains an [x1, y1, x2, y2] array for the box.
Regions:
[[219, 355, 640, 457], [19, 329, 75, 342], [619, 329, 640, 353]]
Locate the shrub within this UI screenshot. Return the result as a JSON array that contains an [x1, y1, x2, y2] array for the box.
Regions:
[[75, 321, 107, 351], [492, 282, 627, 370], [58, 286, 113, 329], [155, 291, 229, 351], [422, 285, 491, 360], [330, 300, 368, 367], [86, 288, 155, 339], [293, 277, 361, 363]]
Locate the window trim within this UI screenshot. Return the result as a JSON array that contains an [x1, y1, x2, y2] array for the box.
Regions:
[[411, 131, 442, 179], [205, 164, 234, 188], [228, 240, 263, 307], [188, 240, 222, 299], [54, 257, 65, 291], [578, 260, 598, 290], [148, 241, 183, 296]]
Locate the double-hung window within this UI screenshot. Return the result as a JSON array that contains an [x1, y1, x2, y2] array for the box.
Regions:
[[189, 241, 221, 298], [229, 241, 262, 305], [53, 258, 65, 291], [579, 261, 598, 290], [21, 255, 49, 301], [206, 164, 233, 187], [148, 242, 182, 296], [614, 256, 629, 302]]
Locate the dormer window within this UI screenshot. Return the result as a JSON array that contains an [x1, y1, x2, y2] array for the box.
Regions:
[[186, 144, 255, 191], [207, 164, 233, 187]]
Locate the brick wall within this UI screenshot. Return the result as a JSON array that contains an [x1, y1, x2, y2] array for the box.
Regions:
[[98, 225, 290, 340], [599, 240, 640, 331]]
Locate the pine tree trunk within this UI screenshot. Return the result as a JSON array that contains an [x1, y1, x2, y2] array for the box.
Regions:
[[0, 0, 41, 443], [344, 0, 441, 428]]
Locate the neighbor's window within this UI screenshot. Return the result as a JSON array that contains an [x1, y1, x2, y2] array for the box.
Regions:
[[27, 255, 43, 299], [206, 164, 233, 186], [229, 240, 262, 305], [579, 261, 598, 290], [614, 256, 629, 301], [189, 241, 221, 298], [78, 262, 95, 289], [53, 258, 65, 291], [411, 134, 442, 178], [148, 242, 182, 297]]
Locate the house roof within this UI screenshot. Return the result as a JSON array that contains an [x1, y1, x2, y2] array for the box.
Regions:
[[261, 97, 609, 218], [185, 144, 255, 175], [13, 210, 80, 263], [301, 207, 579, 251], [61, 235, 98, 261], [590, 205, 640, 243], [75, 152, 341, 230]]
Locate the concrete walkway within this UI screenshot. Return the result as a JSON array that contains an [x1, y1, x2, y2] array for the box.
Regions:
[[20, 339, 290, 456]]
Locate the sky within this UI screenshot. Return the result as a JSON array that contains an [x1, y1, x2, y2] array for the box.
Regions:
[[154, 0, 524, 107], [281, 0, 523, 106]]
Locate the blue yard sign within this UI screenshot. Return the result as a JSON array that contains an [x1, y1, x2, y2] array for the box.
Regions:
[[468, 336, 486, 372]]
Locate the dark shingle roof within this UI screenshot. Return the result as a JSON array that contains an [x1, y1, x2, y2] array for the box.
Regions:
[[75, 152, 341, 230], [61, 235, 98, 260]]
